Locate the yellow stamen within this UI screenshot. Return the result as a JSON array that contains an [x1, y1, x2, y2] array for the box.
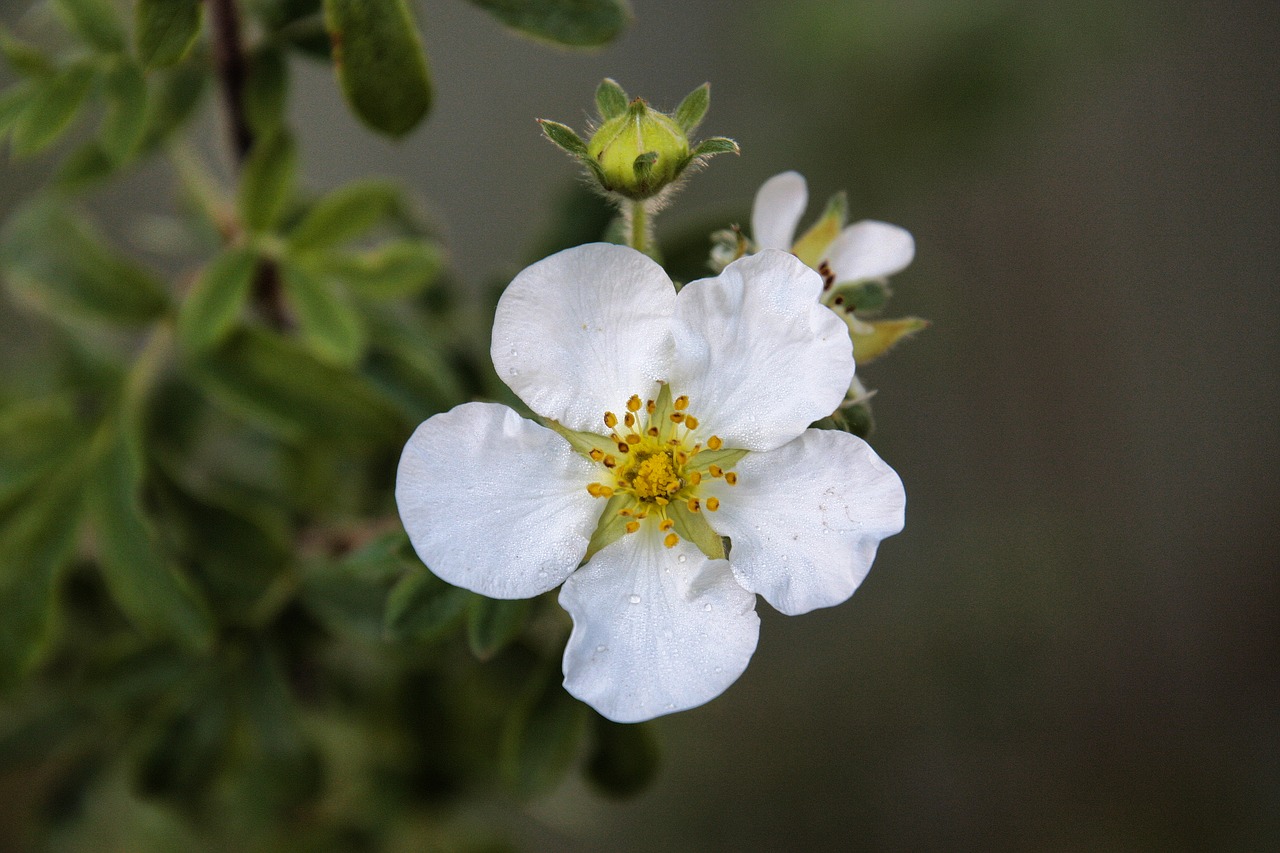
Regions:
[[685, 415, 699, 430], [659, 519, 674, 531], [589, 449, 604, 462], [669, 412, 685, 423], [687, 498, 700, 513], [604, 412, 618, 429], [603, 455, 617, 468], [624, 412, 635, 428], [708, 465, 723, 478], [706, 497, 720, 511], [707, 435, 723, 450], [646, 399, 656, 414], [625, 521, 640, 534], [688, 471, 702, 486], [674, 395, 689, 410], [617, 442, 630, 454], [725, 472, 738, 485], [626, 434, 641, 445], [647, 426, 660, 437], [663, 532, 679, 548], [627, 394, 642, 412]]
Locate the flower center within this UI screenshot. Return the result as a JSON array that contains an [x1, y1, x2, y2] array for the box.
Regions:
[[583, 386, 741, 549]]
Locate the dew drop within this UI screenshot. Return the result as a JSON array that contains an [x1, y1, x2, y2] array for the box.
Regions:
[[628, 594, 641, 604], [596, 645, 607, 653], [677, 554, 687, 564], [703, 603, 713, 612], [714, 666, 722, 673]]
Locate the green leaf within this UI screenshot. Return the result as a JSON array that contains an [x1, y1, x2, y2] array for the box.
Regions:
[[323, 0, 432, 137], [177, 246, 258, 353], [585, 716, 659, 798], [55, 141, 116, 188], [8, 65, 93, 157], [139, 63, 207, 151], [537, 119, 587, 157], [253, 0, 323, 31], [466, 596, 532, 661], [672, 82, 709, 134], [186, 327, 402, 442], [53, 0, 126, 53], [136, 0, 203, 68], [89, 419, 215, 652], [287, 180, 400, 254], [281, 261, 366, 366], [0, 396, 86, 504], [100, 63, 148, 163], [688, 136, 739, 161], [0, 28, 53, 77], [0, 85, 35, 139], [316, 239, 443, 299], [0, 201, 169, 325], [244, 46, 288, 135], [384, 568, 470, 644], [0, 470, 84, 689], [500, 667, 589, 797], [238, 130, 297, 232], [594, 77, 627, 120], [469, 0, 630, 47]]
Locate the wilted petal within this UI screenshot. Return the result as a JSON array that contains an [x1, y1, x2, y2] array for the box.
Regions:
[[704, 428, 905, 615], [490, 243, 676, 434], [751, 171, 808, 251], [560, 528, 760, 723], [396, 402, 603, 599], [826, 220, 915, 283], [668, 250, 853, 452]]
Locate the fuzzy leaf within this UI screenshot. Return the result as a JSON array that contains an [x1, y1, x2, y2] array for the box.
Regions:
[[466, 596, 532, 661], [323, 0, 432, 137], [90, 419, 215, 653], [245, 46, 288, 135], [53, 0, 126, 53], [8, 65, 93, 157], [0, 202, 168, 325], [177, 246, 258, 353], [500, 667, 589, 798], [139, 63, 206, 151], [239, 130, 297, 231], [384, 568, 470, 644], [0, 28, 53, 77], [281, 262, 366, 366], [315, 240, 443, 299], [0, 396, 86, 504], [672, 83, 709, 134], [468, 0, 630, 47], [538, 119, 587, 157], [594, 77, 627, 119], [100, 63, 148, 163], [287, 180, 401, 254], [689, 136, 739, 159], [186, 328, 401, 442], [135, 0, 203, 68]]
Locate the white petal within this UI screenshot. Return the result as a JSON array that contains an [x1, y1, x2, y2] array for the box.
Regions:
[[490, 243, 676, 434], [826, 220, 915, 283], [396, 402, 603, 599], [668, 250, 854, 452], [705, 429, 905, 616], [559, 528, 760, 723], [750, 171, 808, 251]]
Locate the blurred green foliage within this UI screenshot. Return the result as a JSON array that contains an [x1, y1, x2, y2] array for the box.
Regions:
[[0, 0, 653, 848]]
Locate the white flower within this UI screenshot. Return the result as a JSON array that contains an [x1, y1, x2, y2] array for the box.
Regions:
[[715, 171, 924, 383], [395, 243, 905, 723]]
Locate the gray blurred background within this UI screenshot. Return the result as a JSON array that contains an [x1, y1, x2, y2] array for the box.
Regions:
[[4, 0, 1277, 849]]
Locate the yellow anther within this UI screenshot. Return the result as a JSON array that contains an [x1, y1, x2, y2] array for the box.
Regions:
[[603, 455, 617, 468], [655, 496, 669, 506], [685, 415, 699, 430], [619, 508, 633, 517], [709, 465, 723, 478], [599, 485, 614, 497], [674, 395, 689, 410], [725, 472, 738, 485], [589, 449, 604, 462], [687, 497, 701, 513], [626, 434, 641, 445], [707, 435, 723, 450], [688, 471, 702, 486], [669, 412, 685, 423], [646, 399, 656, 414], [617, 442, 630, 454], [647, 426, 660, 437], [586, 483, 604, 497], [663, 532, 679, 548], [706, 497, 720, 512], [674, 451, 689, 466], [659, 518, 674, 531], [604, 412, 618, 429], [624, 412, 635, 428], [627, 394, 642, 412], [625, 521, 641, 534]]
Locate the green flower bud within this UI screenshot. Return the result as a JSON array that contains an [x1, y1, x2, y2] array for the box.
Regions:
[[586, 100, 690, 200]]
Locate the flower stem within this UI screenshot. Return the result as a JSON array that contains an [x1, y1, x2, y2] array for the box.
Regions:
[[628, 199, 651, 256]]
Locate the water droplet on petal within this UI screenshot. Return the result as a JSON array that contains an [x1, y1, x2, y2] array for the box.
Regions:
[[714, 666, 722, 673], [677, 554, 687, 564], [628, 594, 641, 604], [703, 603, 713, 612], [596, 645, 607, 653]]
